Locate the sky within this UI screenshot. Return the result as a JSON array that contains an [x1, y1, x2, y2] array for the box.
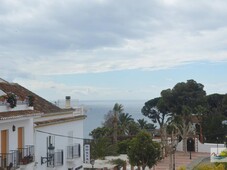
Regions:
[[1, 0, 227, 101]]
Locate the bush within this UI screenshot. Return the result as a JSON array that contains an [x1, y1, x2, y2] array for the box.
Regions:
[[194, 163, 225, 170], [117, 139, 130, 154], [177, 166, 186, 170]]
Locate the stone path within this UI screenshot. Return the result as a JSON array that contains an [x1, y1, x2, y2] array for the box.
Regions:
[[152, 151, 210, 170]]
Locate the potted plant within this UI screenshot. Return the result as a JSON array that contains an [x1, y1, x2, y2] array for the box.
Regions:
[[6, 93, 17, 108], [27, 95, 34, 107]]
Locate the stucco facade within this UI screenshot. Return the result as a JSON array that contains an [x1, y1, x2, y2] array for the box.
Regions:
[[0, 80, 86, 170]]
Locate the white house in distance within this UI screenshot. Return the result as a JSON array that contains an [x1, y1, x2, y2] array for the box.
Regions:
[[0, 78, 86, 170]]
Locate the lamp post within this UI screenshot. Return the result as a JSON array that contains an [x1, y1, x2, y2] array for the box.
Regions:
[[41, 143, 55, 165], [90, 159, 95, 169], [172, 145, 176, 170], [216, 137, 219, 154], [222, 120, 227, 148]]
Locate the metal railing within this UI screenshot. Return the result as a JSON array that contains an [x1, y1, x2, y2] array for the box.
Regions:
[[46, 150, 64, 168], [54, 150, 64, 167], [18, 145, 35, 165], [0, 150, 19, 170], [73, 107, 84, 115], [67, 144, 81, 159]]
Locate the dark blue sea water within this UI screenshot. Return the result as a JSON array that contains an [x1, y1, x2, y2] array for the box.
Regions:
[[78, 100, 150, 139]]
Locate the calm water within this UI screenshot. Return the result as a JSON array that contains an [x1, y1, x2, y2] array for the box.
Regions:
[[58, 100, 150, 138], [79, 100, 150, 138]]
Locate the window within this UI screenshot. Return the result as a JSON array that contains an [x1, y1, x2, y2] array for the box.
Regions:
[[67, 144, 80, 159]]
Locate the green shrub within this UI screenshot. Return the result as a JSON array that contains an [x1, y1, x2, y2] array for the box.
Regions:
[[177, 166, 186, 170], [194, 163, 225, 170], [117, 139, 130, 154]]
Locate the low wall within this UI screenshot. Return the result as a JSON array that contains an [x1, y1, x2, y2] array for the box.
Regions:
[[198, 141, 224, 153], [176, 139, 225, 153]]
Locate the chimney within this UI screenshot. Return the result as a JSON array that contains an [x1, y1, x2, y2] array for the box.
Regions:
[[65, 96, 71, 109]]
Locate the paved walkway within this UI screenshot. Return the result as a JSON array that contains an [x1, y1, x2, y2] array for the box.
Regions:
[[152, 151, 210, 170]]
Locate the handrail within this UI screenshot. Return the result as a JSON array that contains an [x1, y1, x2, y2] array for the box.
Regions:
[[18, 145, 35, 165]]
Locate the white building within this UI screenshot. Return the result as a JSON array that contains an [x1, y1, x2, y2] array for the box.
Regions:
[[34, 103, 86, 170], [0, 79, 42, 170], [0, 79, 86, 170]]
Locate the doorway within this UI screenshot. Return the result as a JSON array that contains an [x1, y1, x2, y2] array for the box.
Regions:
[[187, 138, 195, 152]]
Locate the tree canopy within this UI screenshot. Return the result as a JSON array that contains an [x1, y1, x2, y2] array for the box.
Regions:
[[127, 131, 161, 170], [89, 103, 157, 159]]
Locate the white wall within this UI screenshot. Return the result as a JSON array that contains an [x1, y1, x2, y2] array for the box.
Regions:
[[198, 141, 225, 153], [175, 139, 225, 153], [34, 119, 84, 170], [176, 140, 183, 151], [0, 103, 33, 112], [0, 118, 34, 152]]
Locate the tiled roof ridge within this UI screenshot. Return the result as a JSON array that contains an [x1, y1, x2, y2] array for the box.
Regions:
[[0, 82, 62, 114], [34, 115, 86, 127], [0, 78, 9, 83], [0, 113, 42, 120], [15, 84, 63, 113], [0, 109, 43, 120]]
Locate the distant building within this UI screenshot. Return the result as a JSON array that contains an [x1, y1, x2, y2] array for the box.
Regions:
[[0, 79, 86, 170]]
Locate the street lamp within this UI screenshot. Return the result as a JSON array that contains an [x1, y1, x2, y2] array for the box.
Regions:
[[90, 159, 95, 169], [41, 143, 55, 165], [216, 137, 219, 154], [222, 120, 227, 148], [172, 145, 176, 170]]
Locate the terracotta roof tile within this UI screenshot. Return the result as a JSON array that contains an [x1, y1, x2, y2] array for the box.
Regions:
[[0, 82, 62, 113], [34, 115, 86, 127], [0, 110, 42, 120]]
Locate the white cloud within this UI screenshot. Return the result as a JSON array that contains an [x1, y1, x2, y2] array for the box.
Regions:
[[1, 0, 227, 100]]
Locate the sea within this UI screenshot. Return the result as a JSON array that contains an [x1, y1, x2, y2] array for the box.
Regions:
[[57, 100, 151, 139]]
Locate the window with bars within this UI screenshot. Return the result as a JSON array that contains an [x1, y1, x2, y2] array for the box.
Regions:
[[67, 144, 80, 159]]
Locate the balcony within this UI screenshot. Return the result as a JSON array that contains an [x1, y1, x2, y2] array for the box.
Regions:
[[47, 150, 64, 168], [0, 150, 19, 170], [54, 150, 64, 167], [67, 144, 81, 159], [73, 107, 84, 115], [18, 145, 34, 165]]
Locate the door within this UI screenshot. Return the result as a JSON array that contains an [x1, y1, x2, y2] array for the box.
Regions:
[[1, 130, 8, 167], [187, 138, 195, 152], [18, 127, 24, 161], [18, 127, 24, 149], [1, 130, 8, 153]]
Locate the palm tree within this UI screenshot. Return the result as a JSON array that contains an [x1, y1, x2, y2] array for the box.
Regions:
[[137, 119, 148, 129], [118, 113, 134, 135], [137, 119, 156, 131], [113, 103, 124, 143]]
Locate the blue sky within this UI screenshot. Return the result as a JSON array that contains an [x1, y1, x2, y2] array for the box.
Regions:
[[1, 0, 227, 101]]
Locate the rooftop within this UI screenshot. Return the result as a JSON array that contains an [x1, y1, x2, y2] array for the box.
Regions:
[[0, 109, 42, 120], [0, 81, 62, 113]]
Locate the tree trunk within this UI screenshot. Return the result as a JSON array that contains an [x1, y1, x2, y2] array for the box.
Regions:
[[160, 125, 169, 157], [169, 150, 173, 170], [123, 163, 126, 170], [182, 120, 188, 153], [199, 123, 203, 143], [131, 165, 134, 170], [113, 112, 118, 143]]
